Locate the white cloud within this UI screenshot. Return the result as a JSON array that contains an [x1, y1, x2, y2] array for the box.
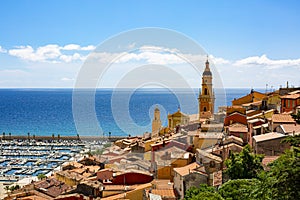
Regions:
[[80, 45, 96, 51], [61, 44, 81, 50], [0, 46, 7, 53], [8, 44, 94, 63], [61, 44, 96, 51], [59, 53, 85, 63], [234, 54, 300, 69], [61, 77, 74, 81]]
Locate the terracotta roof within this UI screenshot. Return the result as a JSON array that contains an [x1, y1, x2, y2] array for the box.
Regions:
[[150, 189, 177, 198], [253, 132, 286, 143], [196, 149, 222, 162], [151, 179, 173, 189], [173, 162, 200, 177], [223, 135, 244, 145], [272, 114, 295, 123], [228, 123, 248, 133], [281, 92, 300, 99], [34, 178, 71, 198], [262, 156, 279, 166], [281, 124, 300, 134]]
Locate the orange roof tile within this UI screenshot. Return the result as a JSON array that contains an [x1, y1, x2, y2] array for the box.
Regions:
[[281, 124, 300, 134], [281, 92, 300, 99], [272, 114, 295, 123], [228, 123, 248, 133], [150, 189, 177, 198], [173, 162, 200, 177]]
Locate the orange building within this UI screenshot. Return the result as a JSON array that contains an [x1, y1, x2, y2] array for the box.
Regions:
[[280, 90, 300, 113], [198, 57, 215, 119], [232, 90, 266, 106]]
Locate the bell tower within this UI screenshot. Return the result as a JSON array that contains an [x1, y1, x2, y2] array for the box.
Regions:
[[152, 106, 162, 137], [199, 56, 215, 119]]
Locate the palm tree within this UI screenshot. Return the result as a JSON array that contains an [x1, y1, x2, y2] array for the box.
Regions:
[[58, 134, 60, 141], [27, 132, 30, 141], [77, 133, 80, 141], [2, 132, 5, 140], [108, 132, 111, 138], [33, 134, 35, 140], [9, 132, 11, 140], [52, 133, 55, 141]]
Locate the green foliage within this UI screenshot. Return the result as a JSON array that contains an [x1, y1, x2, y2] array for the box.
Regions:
[[259, 147, 300, 199], [37, 173, 46, 180], [225, 144, 264, 179], [282, 134, 300, 147], [291, 111, 300, 124], [187, 147, 299, 199], [9, 184, 20, 192], [219, 179, 259, 200], [184, 184, 223, 200], [91, 142, 111, 155]]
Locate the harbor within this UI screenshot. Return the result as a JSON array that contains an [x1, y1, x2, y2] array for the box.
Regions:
[[0, 139, 86, 183]]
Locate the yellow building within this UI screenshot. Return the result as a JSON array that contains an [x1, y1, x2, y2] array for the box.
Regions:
[[189, 130, 223, 150], [168, 108, 189, 129], [199, 57, 215, 119]]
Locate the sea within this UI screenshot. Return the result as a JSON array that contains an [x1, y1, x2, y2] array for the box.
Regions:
[[0, 88, 256, 137]]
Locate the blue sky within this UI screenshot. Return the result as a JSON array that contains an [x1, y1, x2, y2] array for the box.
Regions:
[[0, 0, 299, 88]]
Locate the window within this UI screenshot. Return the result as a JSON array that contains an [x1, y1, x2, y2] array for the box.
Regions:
[[204, 88, 208, 95], [209, 161, 215, 168], [204, 107, 207, 112]]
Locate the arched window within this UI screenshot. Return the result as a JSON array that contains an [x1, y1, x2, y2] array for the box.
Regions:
[[204, 88, 208, 95], [204, 107, 207, 112]]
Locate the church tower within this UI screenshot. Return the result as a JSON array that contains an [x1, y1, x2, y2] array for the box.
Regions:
[[199, 57, 215, 119], [152, 106, 162, 138]]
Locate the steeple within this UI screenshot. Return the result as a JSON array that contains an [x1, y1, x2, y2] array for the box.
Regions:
[[198, 57, 215, 119], [203, 55, 212, 76], [152, 106, 162, 137]]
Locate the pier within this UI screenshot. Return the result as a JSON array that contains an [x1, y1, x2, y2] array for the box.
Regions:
[[1, 135, 129, 142]]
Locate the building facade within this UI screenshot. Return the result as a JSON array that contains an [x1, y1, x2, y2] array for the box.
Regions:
[[199, 58, 215, 119], [152, 106, 162, 138]]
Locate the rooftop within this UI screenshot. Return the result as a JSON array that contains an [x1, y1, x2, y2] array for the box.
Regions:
[[280, 124, 300, 134], [228, 123, 248, 133], [173, 162, 201, 177], [253, 132, 286, 143], [272, 114, 295, 123]]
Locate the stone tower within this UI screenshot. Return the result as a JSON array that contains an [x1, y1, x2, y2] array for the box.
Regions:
[[152, 106, 162, 137], [199, 57, 215, 119]]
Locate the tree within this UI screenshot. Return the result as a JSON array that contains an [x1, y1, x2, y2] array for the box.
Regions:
[[219, 179, 260, 200], [37, 173, 46, 180], [225, 144, 264, 179], [4, 185, 10, 194], [27, 132, 30, 141], [291, 111, 300, 124], [282, 134, 300, 147], [259, 147, 300, 199], [184, 184, 223, 200]]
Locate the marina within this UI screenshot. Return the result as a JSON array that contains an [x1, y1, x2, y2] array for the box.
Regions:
[[0, 139, 86, 183]]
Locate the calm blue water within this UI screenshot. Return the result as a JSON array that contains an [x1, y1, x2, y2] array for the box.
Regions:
[[0, 88, 252, 137]]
